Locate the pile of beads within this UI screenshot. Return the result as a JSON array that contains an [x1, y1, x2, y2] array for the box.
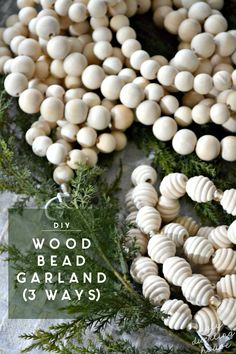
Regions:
[[126, 164, 236, 338]]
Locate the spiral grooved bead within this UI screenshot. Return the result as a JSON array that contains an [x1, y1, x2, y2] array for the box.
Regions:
[[125, 188, 137, 212], [148, 234, 176, 264], [132, 182, 158, 209], [142, 275, 170, 306], [217, 298, 236, 330], [208, 225, 232, 249], [131, 165, 157, 186], [136, 206, 162, 235], [228, 220, 236, 244], [212, 248, 236, 275], [182, 274, 214, 306], [156, 196, 180, 223], [216, 275, 236, 298], [174, 216, 200, 236], [125, 228, 149, 255], [159, 173, 188, 199], [184, 236, 214, 264], [198, 264, 221, 284], [161, 300, 192, 330], [126, 211, 138, 226], [198, 226, 215, 238], [161, 223, 189, 247], [130, 256, 158, 284], [186, 176, 217, 203], [194, 307, 222, 337], [163, 257, 192, 286], [220, 189, 236, 216]]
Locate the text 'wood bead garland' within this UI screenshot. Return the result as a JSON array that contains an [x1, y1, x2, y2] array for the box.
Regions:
[[126, 164, 236, 340]]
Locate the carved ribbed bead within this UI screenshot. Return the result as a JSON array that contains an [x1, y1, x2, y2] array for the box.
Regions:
[[125, 188, 136, 212], [130, 256, 158, 284], [212, 248, 236, 275], [198, 263, 221, 284], [163, 256, 192, 286], [159, 173, 188, 199], [194, 307, 222, 337], [208, 225, 232, 249], [217, 298, 236, 330], [198, 226, 215, 238], [220, 189, 236, 216], [174, 216, 200, 236], [148, 234, 176, 264], [186, 176, 217, 202], [132, 182, 158, 209], [184, 236, 214, 264], [156, 196, 180, 223], [182, 274, 214, 306], [142, 275, 170, 306], [125, 228, 149, 255], [161, 223, 189, 247], [216, 275, 236, 298], [131, 165, 157, 186], [126, 211, 138, 226], [228, 220, 236, 244], [161, 300, 192, 330], [136, 206, 162, 235]]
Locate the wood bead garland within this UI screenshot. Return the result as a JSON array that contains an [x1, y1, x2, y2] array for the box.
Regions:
[[142, 275, 170, 306]]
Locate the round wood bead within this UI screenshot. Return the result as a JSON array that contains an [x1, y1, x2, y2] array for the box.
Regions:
[[198, 263, 221, 284], [161, 223, 189, 247], [119, 83, 144, 109], [184, 236, 214, 264], [194, 307, 222, 337], [161, 299, 192, 330], [172, 129, 197, 155], [182, 274, 214, 306], [228, 220, 236, 244], [136, 100, 161, 126], [220, 189, 236, 216], [142, 275, 170, 306], [174, 216, 200, 236], [186, 176, 217, 203], [152, 117, 177, 141], [148, 234, 176, 264], [217, 274, 236, 299], [156, 196, 180, 223], [196, 135, 221, 161], [132, 183, 158, 209], [221, 136, 236, 162], [125, 228, 149, 255], [126, 211, 138, 226], [136, 206, 162, 235], [213, 248, 236, 275], [198, 226, 215, 238], [173, 49, 199, 73], [131, 165, 157, 186], [159, 173, 188, 199], [163, 256, 192, 286], [208, 225, 232, 249], [130, 256, 158, 284], [217, 298, 236, 330], [125, 188, 137, 212]]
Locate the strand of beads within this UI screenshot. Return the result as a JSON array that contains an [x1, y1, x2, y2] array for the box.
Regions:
[[126, 164, 236, 338]]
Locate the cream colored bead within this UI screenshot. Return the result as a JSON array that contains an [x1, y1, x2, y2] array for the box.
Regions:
[[96, 133, 116, 154], [120, 83, 144, 109], [209, 226, 232, 249], [160, 95, 179, 115], [4, 72, 28, 97], [207, 0, 224, 10], [56, 139, 72, 154], [87, 105, 111, 130], [130, 50, 149, 70], [19, 88, 43, 114], [32, 136, 52, 157], [93, 41, 113, 61], [184, 236, 214, 264], [111, 104, 134, 131], [126, 211, 138, 226], [178, 18, 201, 42], [18, 6, 37, 25], [161, 300, 192, 330], [174, 106, 192, 127], [161, 223, 189, 247], [228, 220, 236, 244], [163, 256, 192, 286], [68, 3, 87, 22], [32, 120, 51, 135], [64, 53, 88, 77], [153, 6, 172, 28], [81, 148, 98, 167], [111, 131, 127, 151], [191, 33, 216, 59], [25, 127, 46, 145], [17, 38, 41, 61], [36, 15, 60, 40], [213, 248, 236, 275], [54, 0, 72, 16], [17, 0, 35, 8], [53, 164, 74, 185], [196, 135, 221, 161], [174, 71, 194, 92], [182, 274, 214, 306], [164, 10, 186, 35], [145, 83, 164, 102], [133, 76, 150, 90], [61, 123, 79, 143], [172, 129, 197, 155], [143, 275, 170, 306], [193, 74, 213, 95], [40, 97, 64, 123], [220, 189, 236, 216], [156, 196, 180, 223], [194, 307, 222, 337], [213, 70, 232, 91], [152, 116, 177, 141], [215, 32, 236, 57], [92, 26, 112, 43], [136, 206, 162, 235], [216, 274, 236, 299], [121, 39, 141, 59], [174, 216, 199, 236], [125, 228, 149, 256], [103, 56, 123, 75], [130, 256, 158, 284], [76, 127, 97, 148], [192, 104, 210, 124], [182, 91, 204, 108], [82, 92, 101, 108], [186, 176, 216, 203], [174, 49, 199, 73], [116, 26, 136, 45], [132, 183, 158, 210], [198, 226, 215, 238], [188, 2, 212, 22], [110, 14, 129, 32], [136, 100, 161, 126], [210, 103, 230, 125], [67, 149, 86, 169], [87, 0, 107, 17], [125, 188, 137, 212], [159, 173, 188, 199], [64, 99, 88, 125], [46, 36, 70, 60], [45, 85, 64, 101], [157, 65, 178, 86], [217, 298, 236, 330], [100, 75, 124, 101], [131, 165, 157, 186], [46, 143, 66, 165], [82, 65, 105, 90], [140, 60, 160, 81], [198, 263, 221, 284], [11, 55, 35, 79]]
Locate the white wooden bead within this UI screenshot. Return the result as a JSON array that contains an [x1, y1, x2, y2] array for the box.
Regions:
[[161, 299, 192, 330], [125, 188, 137, 212], [53, 164, 74, 185], [145, 83, 165, 102], [157, 65, 178, 86], [184, 236, 214, 264], [111, 104, 134, 131], [125, 228, 149, 255], [136, 206, 161, 235], [221, 136, 236, 161], [140, 59, 160, 80], [215, 32, 236, 57], [156, 196, 180, 223], [217, 298, 236, 330], [198, 226, 215, 238], [148, 234, 176, 264], [164, 10, 186, 35], [220, 189, 236, 216], [213, 248, 236, 275], [228, 220, 236, 244], [160, 95, 179, 115], [161, 223, 189, 247], [178, 18, 201, 42], [186, 176, 217, 203], [46, 143, 66, 165], [4, 72, 28, 97], [19, 88, 43, 114], [32, 136, 52, 157], [87, 105, 111, 131], [174, 71, 194, 92], [82, 65, 105, 90], [194, 307, 222, 337], [191, 33, 216, 58], [217, 274, 236, 299], [67, 149, 86, 169], [213, 70, 232, 91], [81, 148, 98, 167], [192, 104, 210, 124], [131, 165, 157, 186], [136, 100, 161, 126], [174, 215, 200, 236], [188, 2, 212, 23], [36, 16, 60, 40], [208, 226, 232, 249], [159, 173, 188, 199], [126, 211, 138, 226], [173, 49, 199, 73], [96, 133, 116, 153], [172, 129, 197, 155], [120, 83, 144, 109], [193, 74, 213, 95], [196, 135, 221, 161], [142, 275, 170, 306], [198, 263, 221, 284], [182, 274, 214, 306], [210, 103, 230, 125], [174, 106, 192, 127], [130, 256, 158, 284], [116, 26, 136, 45], [163, 256, 192, 286], [130, 50, 149, 70], [132, 183, 158, 209], [153, 116, 177, 141]]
